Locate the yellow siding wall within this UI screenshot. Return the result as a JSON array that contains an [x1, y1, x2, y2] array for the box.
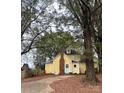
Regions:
[[45, 64, 53, 74], [52, 54, 61, 75], [45, 54, 61, 75], [72, 63, 80, 74], [66, 54, 80, 74], [79, 63, 86, 74]]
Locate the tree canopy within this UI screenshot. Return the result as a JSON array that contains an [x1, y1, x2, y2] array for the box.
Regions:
[[34, 31, 83, 65]]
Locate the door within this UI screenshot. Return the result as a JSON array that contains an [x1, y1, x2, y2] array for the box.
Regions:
[[64, 64, 69, 74]]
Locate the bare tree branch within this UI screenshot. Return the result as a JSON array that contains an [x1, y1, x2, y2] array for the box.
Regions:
[[92, 3, 102, 15], [21, 11, 44, 38], [21, 26, 50, 55], [80, 0, 91, 12], [67, 0, 83, 27]]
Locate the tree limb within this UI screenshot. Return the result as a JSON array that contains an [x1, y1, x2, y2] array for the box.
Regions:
[[67, 0, 83, 27], [80, 0, 91, 12], [21, 26, 50, 55], [21, 11, 43, 38], [92, 3, 102, 15]]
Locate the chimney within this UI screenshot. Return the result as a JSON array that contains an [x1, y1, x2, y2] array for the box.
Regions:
[[59, 48, 65, 75]]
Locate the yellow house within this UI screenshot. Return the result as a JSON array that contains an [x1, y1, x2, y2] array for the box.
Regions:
[[45, 52, 98, 75]]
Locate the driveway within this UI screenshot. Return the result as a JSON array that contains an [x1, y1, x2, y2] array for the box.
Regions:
[[21, 75, 71, 93]]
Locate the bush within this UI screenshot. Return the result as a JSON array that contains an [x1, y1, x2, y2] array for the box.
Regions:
[[22, 67, 45, 78], [26, 70, 34, 77], [31, 67, 45, 76]]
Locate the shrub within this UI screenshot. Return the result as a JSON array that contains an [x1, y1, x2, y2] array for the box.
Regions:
[[26, 70, 34, 77], [31, 67, 45, 76], [22, 67, 45, 78]]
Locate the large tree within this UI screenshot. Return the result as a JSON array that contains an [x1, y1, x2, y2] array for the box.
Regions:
[[58, 0, 102, 83]]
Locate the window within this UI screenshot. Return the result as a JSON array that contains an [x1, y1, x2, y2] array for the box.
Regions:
[[66, 64, 69, 68], [74, 64, 76, 68]]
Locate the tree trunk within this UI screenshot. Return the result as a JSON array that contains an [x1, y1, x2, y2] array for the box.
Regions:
[[83, 9, 97, 84], [85, 59, 96, 82], [97, 50, 102, 73], [98, 29, 102, 74], [84, 28, 97, 83]]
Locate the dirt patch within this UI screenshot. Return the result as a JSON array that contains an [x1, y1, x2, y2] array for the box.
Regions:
[[50, 75, 102, 93], [21, 75, 71, 93]]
